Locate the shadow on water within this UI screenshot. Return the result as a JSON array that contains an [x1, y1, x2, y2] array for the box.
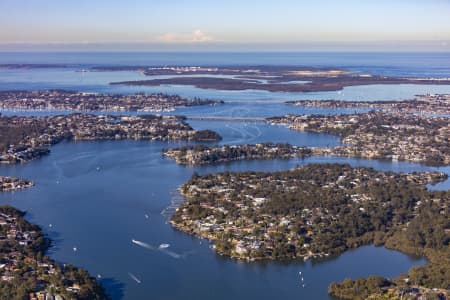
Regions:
[[23, 211, 65, 254], [45, 231, 64, 255], [99, 277, 126, 300], [307, 245, 424, 268]]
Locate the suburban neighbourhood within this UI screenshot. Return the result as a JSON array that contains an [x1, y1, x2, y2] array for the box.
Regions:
[[268, 110, 450, 166], [0, 177, 33, 192], [0, 206, 108, 299], [0, 90, 221, 112], [0, 113, 221, 164]]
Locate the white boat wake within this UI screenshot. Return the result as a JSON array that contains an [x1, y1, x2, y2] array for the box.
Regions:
[[128, 272, 141, 284], [132, 239, 190, 259], [161, 248, 181, 259]]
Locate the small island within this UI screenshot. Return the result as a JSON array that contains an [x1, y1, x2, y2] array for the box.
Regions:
[[0, 114, 221, 164], [170, 163, 449, 299], [0, 176, 33, 192], [0, 205, 109, 299], [0, 90, 222, 112], [268, 110, 450, 166]]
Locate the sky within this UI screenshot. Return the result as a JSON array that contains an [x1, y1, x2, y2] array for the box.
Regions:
[[0, 0, 449, 51]]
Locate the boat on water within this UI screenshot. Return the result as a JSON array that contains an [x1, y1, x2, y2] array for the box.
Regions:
[[131, 239, 155, 250], [159, 243, 170, 249]]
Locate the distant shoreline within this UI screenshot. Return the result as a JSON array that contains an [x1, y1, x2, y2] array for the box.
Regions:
[[103, 65, 450, 92]]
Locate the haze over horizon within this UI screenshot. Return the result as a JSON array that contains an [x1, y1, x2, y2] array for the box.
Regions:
[[1, 0, 449, 51]]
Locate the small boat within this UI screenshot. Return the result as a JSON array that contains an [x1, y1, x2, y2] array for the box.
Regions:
[[159, 243, 170, 249], [144, 214, 149, 219], [73, 247, 77, 252]]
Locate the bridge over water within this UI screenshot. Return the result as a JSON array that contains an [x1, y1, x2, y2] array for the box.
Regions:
[[186, 116, 266, 122]]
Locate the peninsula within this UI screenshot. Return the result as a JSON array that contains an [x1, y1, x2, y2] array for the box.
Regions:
[[163, 143, 313, 165], [268, 110, 450, 166], [171, 164, 446, 260], [170, 163, 449, 299], [0, 205, 109, 299], [107, 65, 450, 92], [0, 114, 221, 164], [0, 176, 33, 192], [0, 90, 222, 112], [287, 93, 450, 116], [164, 107, 450, 167]]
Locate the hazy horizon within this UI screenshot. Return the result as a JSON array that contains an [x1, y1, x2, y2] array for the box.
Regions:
[[1, 0, 449, 52]]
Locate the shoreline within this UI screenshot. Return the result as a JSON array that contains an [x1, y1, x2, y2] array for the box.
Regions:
[[0, 64, 448, 298], [103, 65, 450, 93], [0, 176, 34, 191], [168, 164, 450, 298], [0, 113, 222, 165], [0, 205, 109, 299]]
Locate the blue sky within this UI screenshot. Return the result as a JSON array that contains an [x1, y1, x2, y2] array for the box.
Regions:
[[1, 0, 449, 51]]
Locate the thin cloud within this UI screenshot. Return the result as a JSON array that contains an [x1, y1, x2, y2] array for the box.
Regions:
[[158, 30, 214, 43]]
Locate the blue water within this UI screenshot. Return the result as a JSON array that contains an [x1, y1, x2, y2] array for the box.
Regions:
[[2, 67, 450, 104], [1, 52, 450, 78], [0, 141, 428, 300], [0, 52, 449, 300], [2, 52, 450, 103]]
